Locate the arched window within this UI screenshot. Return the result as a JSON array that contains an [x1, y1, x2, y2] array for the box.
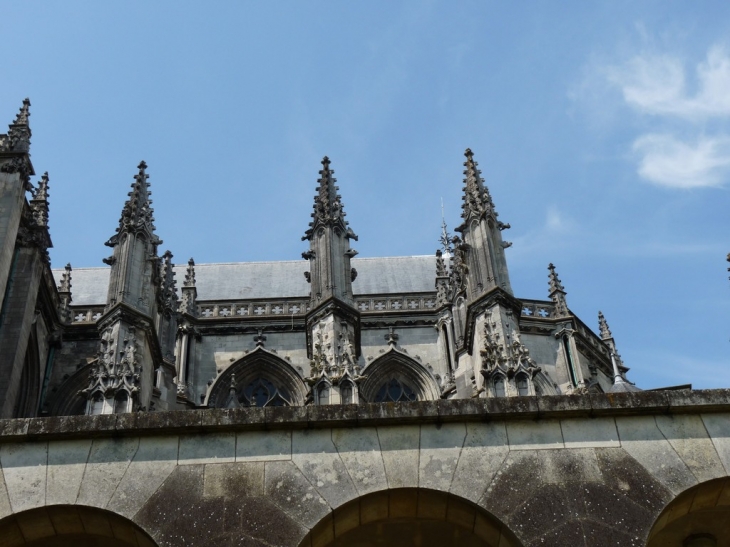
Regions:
[[494, 377, 506, 398], [340, 382, 353, 404], [113, 391, 128, 414], [317, 383, 330, 406], [242, 378, 291, 407], [516, 374, 529, 396], [374, 378, 417, 403], [90, 392, 104, 415]]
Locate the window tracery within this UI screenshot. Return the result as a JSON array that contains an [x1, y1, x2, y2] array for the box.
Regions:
[[374, 378, 417, 403]]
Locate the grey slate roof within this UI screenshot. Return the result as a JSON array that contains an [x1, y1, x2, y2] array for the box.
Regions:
[[53, 256, 438, 306]]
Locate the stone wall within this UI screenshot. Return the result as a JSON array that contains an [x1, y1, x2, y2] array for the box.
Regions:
[[0, 390, 728, 546]]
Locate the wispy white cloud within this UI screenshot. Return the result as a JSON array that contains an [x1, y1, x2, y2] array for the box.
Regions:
[[633, 133, 730, 188], [607, 46, 730, 120]]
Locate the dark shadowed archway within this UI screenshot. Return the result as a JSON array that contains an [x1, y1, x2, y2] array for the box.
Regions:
[[647, 477, 730, 547], [298, 488, 522, 547], [0, 505, 158, 546]]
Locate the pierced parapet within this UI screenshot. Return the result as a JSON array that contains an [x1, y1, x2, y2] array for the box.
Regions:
[[547, 263, 569, 317]]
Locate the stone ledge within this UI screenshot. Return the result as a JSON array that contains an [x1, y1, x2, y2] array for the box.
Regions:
[[0, 389, 727, 443]]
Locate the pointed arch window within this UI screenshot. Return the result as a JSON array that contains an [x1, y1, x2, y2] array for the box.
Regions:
[[494, 377, 506, 398], [113, 392, 128, 413], [516, 374, 530, 396], [317, 383, 330, 406], [340, 381, 353, 404], [242, 378, 291, 407], [374, 378, 417, 403], [90, 392, 104, 415]]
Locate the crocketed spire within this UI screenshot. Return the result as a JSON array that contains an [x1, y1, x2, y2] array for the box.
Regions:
[[109, 161, 160, 245], [159, 250, 177, 311], [303, 156, 357, 241], [598, 311, 612, 340], [30, 172, 50, 228], [547, 263, 569, 317], [183, 257, 196, 287], [179, 258, 197, 317], [461, 148, 495, 222], [0, 98, 32, 153]]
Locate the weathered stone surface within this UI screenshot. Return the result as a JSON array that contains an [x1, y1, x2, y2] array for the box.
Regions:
[[506, 419, 563, 450], [179, 432, 234, 464], [419, 423, 466, 491], [0, 468, 12, 519], [377, 425, 420, 488], [508, 483, 583, 543], [107, 436, 178, 518], [541, 448, 603, 484], [76, 437, 139, 509], [264, 460, 331, 529], [580, 482, 652, 542], [331, 427, 387, 495], [655, 414, 726, 482], [615, 416, 697, 494], [479, 450, 545, 522], [204, 461, 264, 498], [701, 412, 730, 474], [291, 429, 357, 509], [561, 417, 620, 448], [0, 441, 47, 512], [46, 439, 91, 505], [450, 421, 509, 502], [237, 430, 291, 462]]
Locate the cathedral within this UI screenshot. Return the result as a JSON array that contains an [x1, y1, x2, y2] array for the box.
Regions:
[[1, 99, 728, 547], [0, 99, 636, 420]]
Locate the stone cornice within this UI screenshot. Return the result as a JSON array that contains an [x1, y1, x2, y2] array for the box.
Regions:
[[1, 389, 728, 443]]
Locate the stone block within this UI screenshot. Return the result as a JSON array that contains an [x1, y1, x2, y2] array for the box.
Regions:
[[179, 432, 234, 464], [76, 437, 139, 509], [266, 405, 308, 429], [292, 429, 357, 509], [0, 442, 48, 512], [419, 423, 466, 492], [0, 418, 29, 439], [615, 416, 697, 495], [308, 405, 358, 428], [484, 397, 539, 418], [237, 430, 291, 462], [655, 414, 726, 483], [537, 394, 592, 417], [0, 469, 12, 519], [506, 419, 564, 450], [450, 421, 509, 502], [15, 508, 55, 541], [331, 427, 387, 495], [46, 439, 92, 505], [667, 389, 730, 413], [357, 401, 439, 426], [203, 461, 264, 498], [540, 447, 603, 484], [701, 413, 730, 475], [107, 436, 179, 518], [377, 425, 420, 488], [561, 417, 620, 448], [264, 460, 331, 529], [202, 407, 266, 429], [437, 398, 489, 421], [590, 391, 669, 415]]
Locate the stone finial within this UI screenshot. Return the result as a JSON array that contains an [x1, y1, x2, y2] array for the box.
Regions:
[[547, 263, 569, 317], [598, 311, 612, 340], [160, 250, 177, 311], [461, 148, 495, 221], [254, 329, 267, 348], [13, 98, 31, 126], [0, 98, 32, 154], [184, 258, 196, 287], [28, 172, 50, 229], [58, 263, 72, 294], [109, 161, 160, 246], [303, 156, 357, 241], [385, 327, 399, 347]]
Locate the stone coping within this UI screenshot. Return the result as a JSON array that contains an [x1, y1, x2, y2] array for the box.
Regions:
[[1, 389, 728, 443]]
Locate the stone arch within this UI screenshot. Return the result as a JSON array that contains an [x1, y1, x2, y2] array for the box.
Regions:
[[298, 488, 522, 547], [0, 504, 158, 546], [360, 349, 441, 402], [46, 362, 92, 416], [14, 328, 41, 417], [204, 346, 307, 407], [647, 477, 730, 546]]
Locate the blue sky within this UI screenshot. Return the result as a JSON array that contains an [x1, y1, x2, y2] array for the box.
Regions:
[[2, 1, 728, 389]]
